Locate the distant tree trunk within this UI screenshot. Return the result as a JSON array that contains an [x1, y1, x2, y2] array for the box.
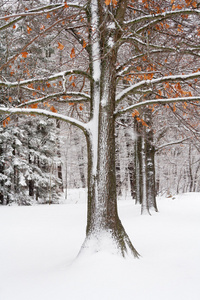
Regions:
[[0, 145, 4, 204], [141, 123, 149, 215], [134, 109, 158, 214], [125, 122, 136, 200], [135, 117, 143, 205], [74, 135, 86, 188], [146, 108, 158, 212], [56, 120, 64, 191], [115, 122, 122, 196]]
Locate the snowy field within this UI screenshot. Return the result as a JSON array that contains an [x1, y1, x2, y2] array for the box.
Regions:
[[0, 191, 200, 300]]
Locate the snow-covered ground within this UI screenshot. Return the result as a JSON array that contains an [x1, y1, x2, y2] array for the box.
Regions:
[[0, 191, 200, 300]]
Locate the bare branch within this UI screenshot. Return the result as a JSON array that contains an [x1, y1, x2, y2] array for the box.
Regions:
[[156, 137, 193, 152]]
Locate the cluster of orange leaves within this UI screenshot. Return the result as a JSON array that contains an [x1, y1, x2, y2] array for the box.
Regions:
[[3, 117, 10, 128], [132, 109, 148, 127], [105, 0, 118, 7]]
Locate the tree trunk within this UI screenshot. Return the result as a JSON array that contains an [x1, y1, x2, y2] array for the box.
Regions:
[[79, 0, 139, 258], [81, 112, 139, 257]]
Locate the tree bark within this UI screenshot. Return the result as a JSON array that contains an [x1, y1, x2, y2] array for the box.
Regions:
[[80, 0, 139, 257]]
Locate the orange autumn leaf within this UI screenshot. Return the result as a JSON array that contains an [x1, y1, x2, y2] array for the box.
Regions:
[[50, 106, 57, 113], [43, 102, 51, 107], [21, 52, 28, 58], [72, 82, 76, 87], [8, 96, 12, 102], [132, 109, 140, 117], [112, 0, 118, 7], [192, 1, 197, 8], [46, 82, 51, 88], [58, 42, 64, 50], [30, 103, 38, 109], [28, 83, 34, 89], [40, 25, 45, 30], [13, 24, 16, 29], [69, 102, 74, 105], [69, 75, 73, 82], [27, 26, 32, 34], [46, 13, 51, 19], [176, 82, 182, 90], [136, 117, 148, 127], [83, 39, 87, 48], [3, 117, 10, 128], [105, 0, 111, 5], [79, 105, 83, 111], [141, 119, 148, 127], [4, 15, 10, 21], [70, 48, 75, 59], [64, 2, 69, 8]]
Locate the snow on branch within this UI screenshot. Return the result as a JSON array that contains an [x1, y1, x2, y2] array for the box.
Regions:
[[122, 36, 177, 52], [156, 137, 193, 152], [115, 96, 200, 117], [124, 9, 200, 31], [17, 92, 90, 108], [0, 4, 63, 21], [116, 71, 200, 103], [0, 107, 87, 132], [116, 48, 199, 77], [0, 70, 92, 89], [121, 36, 200, 58], [0, 1, 85, 23]]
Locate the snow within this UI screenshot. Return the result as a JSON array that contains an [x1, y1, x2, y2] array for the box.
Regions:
[[0, 192, 200, 300], [91, 0, 101, 82]]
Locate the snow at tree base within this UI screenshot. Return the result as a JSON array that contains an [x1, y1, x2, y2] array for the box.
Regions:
[[0, 192, 200, 300]]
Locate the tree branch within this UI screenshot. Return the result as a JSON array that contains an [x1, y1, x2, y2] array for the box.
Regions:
[[115, 96, 200, 117], [124, 9, 200, 32], [0, 107, 87, 132], [0, 69, 92, 88], [116, 71, 200, 103], [156, 137, 192, 152]]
